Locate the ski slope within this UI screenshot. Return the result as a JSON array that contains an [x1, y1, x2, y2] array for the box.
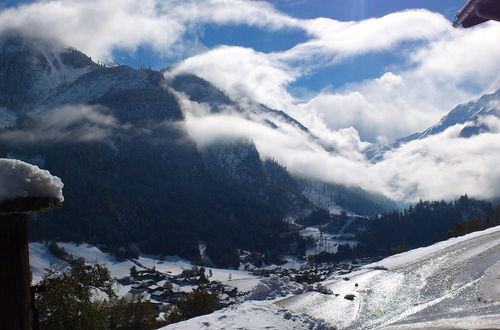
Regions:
[[278, 225, 500, 329]]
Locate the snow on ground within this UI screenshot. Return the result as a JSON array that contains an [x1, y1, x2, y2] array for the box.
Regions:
[[58, 242, 139, 279], [172, 284, 197, 293], [382, 314, 500, 329], [159, 301, 331, 330], [31, 227, 500, 329], [279, 225, 500, 329], [136, 255, 192, 276], [208, 267, 261, 292], [30, 242, 141, 290], [30, 242, 262, 294], [246, 276, 305, 301], [336, 217, 357, 235], [138, 254, 261, 292], [299, 226, 358, 256], [0, 158, 64, 202], [29, 242, 69, 283]]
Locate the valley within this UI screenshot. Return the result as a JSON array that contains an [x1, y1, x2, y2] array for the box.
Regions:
[[1, 5, 499, 327]]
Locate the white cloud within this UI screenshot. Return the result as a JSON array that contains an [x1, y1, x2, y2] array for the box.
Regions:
[[294, 85, 432, 143], [169, 46, 298, 109], [295, 22, 500, 142], [177, 91, 500, 204], [176, 92, 372, 187], [280, 9, 450, 64], [0, 105, 121, 145], [410, 23, 500, 85], [4, 2, 496, 142], [372, 124, 500, 203], [0, 0, 185, 60], [165, 7, 500, 143], [0, 0, 299, 60]]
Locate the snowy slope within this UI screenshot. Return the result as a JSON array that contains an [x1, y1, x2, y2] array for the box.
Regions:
[[156, 226, 500, 329], [31, 228, 500, 329], [30, 242, 69, 283], [29, 242, 261, 293], [29, 242, 139, 282], [278, 225, 500, 329], [159, 301, 331, 330], [39, 66, 156, 111]]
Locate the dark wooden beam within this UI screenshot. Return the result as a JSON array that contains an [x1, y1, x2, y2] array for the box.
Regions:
[[0, 215, 32, 330], [0, 197, 62, 330]]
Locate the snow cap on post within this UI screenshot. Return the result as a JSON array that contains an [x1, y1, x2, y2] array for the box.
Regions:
[[0, 159, 63, 215]]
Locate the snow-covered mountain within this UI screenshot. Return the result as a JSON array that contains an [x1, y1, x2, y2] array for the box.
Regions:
[[0, 33, 393, 266], [400, 89, 499, 143], [0, 33, 98, 116], [366, 88, 500, 162]]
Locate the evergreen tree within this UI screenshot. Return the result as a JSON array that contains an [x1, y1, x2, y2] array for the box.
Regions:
[[108, 296, 161, 330], [129, 266, 138, 279], [166, 287, 219, 324], [35, 260, 114, 330]]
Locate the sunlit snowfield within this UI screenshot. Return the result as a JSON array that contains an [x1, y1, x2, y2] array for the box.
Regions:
[[278, 226, 500, 329]]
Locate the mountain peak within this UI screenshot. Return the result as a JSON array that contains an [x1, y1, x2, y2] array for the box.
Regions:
[[0, 32, 99, 112], [397, 89, 499, 144], [366, 88, 500, 162]]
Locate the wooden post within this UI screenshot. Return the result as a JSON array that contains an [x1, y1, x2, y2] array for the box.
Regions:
[[0, 197, 61, 330], [0, 214, 32, 330]]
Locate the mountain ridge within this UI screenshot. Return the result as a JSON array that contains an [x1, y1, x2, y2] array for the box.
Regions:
[[0, 33, 394, 266], [366, 88, 500, 162]]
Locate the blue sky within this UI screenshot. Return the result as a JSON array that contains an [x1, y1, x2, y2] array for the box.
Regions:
[[270, 0, 462, 21]]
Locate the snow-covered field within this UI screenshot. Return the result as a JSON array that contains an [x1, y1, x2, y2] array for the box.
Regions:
[[159, 301, 331, 330], [279, 225, 500, 329], [29, 242, 261, 293]]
